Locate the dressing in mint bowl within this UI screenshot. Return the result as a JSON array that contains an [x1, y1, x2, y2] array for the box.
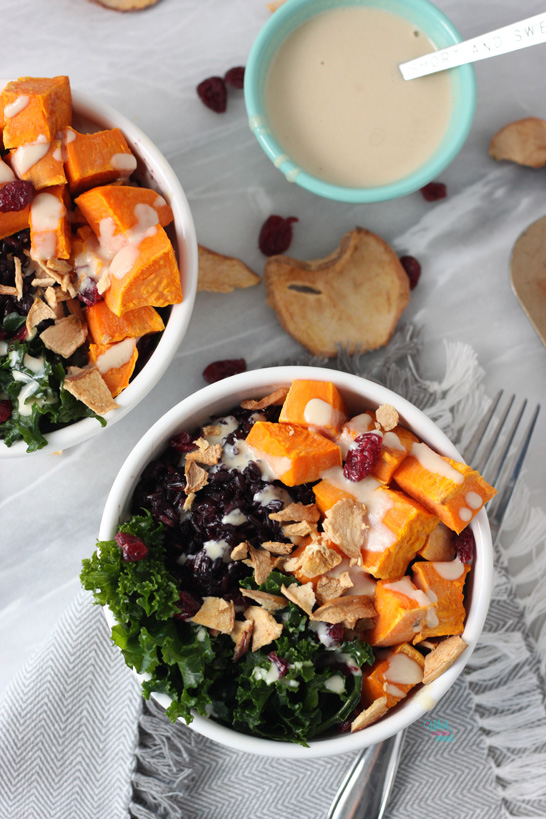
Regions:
[[244, 0, 476, 203]]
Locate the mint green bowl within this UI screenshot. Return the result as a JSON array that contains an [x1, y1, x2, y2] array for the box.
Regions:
[[244, 0, 476, 203]]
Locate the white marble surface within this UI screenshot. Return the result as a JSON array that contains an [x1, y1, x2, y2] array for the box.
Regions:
[[1, 0, 546, 697]]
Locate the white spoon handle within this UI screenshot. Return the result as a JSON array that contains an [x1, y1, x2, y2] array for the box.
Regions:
[[400, 11, 546, 80]]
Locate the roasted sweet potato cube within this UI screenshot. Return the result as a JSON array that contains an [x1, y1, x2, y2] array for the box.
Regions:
[[88, 338, 138, 397], [2, 76, 71, 149], [9, 138, 66, 190], [279, 379, 348, 437], [411, 560, 470, 643], [418, 522, 456, 562], [75, 184, 174, 239], [339, 411, 417, 483], [313, 477, 353, 516], [0, 196, 29, 240], [361, 642, 424, 708], [365, 576, 436, 647], [393, 443, 496, 534], [103, 226, 182, 315], [86, 300, 164, 346], [246, 421, 342, 486], [65, 128, 137, 193], [29, 185, 71, 261]]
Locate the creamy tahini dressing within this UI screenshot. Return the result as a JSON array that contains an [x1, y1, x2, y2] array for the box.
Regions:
[[0, 157, 16, 183], [110, 152, 137, 174], [11, 136, 50, 177], [433, 557, 465, 581], [95, 338, 136, 373], [265, 6, 453, 187], [410, 442, 464, 484], [384, 653, 423, 685], [4, 95, 29, 118]]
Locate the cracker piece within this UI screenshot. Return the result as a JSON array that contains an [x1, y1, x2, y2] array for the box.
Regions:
[[316, 572, 354, 605], [14, 257, 23, 301], [310, 595, 377, 630], [182, 492, 196, 512], [323, 499, 367, 561], [281, 582, 316, 616], [375, 403, 399, 432], [231, 619, 254, 661], [198, 244, 260, 293], [63, 366, 119, 414], [269, 502, 320, 524], [299, 539, 342, 578], [264, 227, 410, 358], [489, 117, 546, 168], [185, 439, 222, 466], [422, 636, 467, 685], [244, 606, 283, 651], [240, 589, 287, 611], [26, 297, 56, 334], [261, 541, 294, 555], [231, 542, 249, 561], [0, 285, 17, 296], [240, 387, 289, 411], [283, 520, 315, 539], [351, 697, 388, 733], [248, 544, 277, 586], [40, 314, 87, 358], [192, 596, 235, 634], [184, 460, 208, 495]]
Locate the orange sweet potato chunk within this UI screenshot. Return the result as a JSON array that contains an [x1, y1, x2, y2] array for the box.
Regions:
[[393, 443, 496, 534], [246, 421, 342, 486], [75, 184, 174, 238], [65, 128, 137, 193], [2, 76, 71, 148], [412, 560, 470, 642], [9, 138, 66, 190], [365, 576, 435, 647], [103, 226, 182, 316], [361, 642, 424, 709], [313, 478, 353, 516], [88, 339, 138, 397], [29, 185, 71, 261], [87, 300, 164, 345], [279, 379, 348, 437], [0, 201, 29, 240]]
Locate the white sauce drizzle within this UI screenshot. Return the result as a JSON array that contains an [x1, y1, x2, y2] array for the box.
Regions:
[[0, 341, 7, 357], [23, 354, 45, 375], [324, 674, 346, 694], [303, 397, 334, 427], [4, 95, 30, 118], [459, 507, 472, 522], [433, 557, 465, 581], [11, 136, 50, 177], [0, 158, 16, 183], [385, 653, 423, 685], [465, 491, 483, 510], [383, 576, 433, 609], [110, 152, 137, 173], [385, 682, 406, 698], [253, 484, 292, 507], [410, 442, 464, 484], [253, 662, 281, 684], [95, 338, 136, 373], [203, 539, 230, 562], [221, 509, 247, 526]]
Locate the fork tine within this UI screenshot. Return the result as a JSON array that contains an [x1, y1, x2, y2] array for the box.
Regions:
[[462, 389, 503, 463], [488, 403, 541, 531], [474, 393, 515, 475], [488, 399, 527, 488]]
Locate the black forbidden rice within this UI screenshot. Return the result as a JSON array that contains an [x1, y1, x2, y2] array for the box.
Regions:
[[130, 403, 317, 618]]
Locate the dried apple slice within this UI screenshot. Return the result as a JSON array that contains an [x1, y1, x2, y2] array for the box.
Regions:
[[489, 117, 546, 168], [88, 0, 162, 9], [264, 227, 410, 357], [198, 244, 260, 293]]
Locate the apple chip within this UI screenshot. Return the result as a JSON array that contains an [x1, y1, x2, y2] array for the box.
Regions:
[[184, 461, 208, 495], [240, 589, 287, 611], [298, 539, 342, 578], [261, 541, 294, 555], [40, 315, 87, 358], [316, 572, 353, 605], [375, 403, 399, 431], [264, 227, 410, 358], [185, 438, 222, 466], [63, 367, 119, 414], [351, 697, 388, 733], [240, 387, 288, 410], [281, 582, 315, 616], [192, 596, 235, 634], [422, 636, 467, 684], [231, 619, 254, 661], [230, 542, 249, 561], [248, 544, 278, 585], [489, 117, 546, 168], [310, 595, 377, 630], [269, 502, 320, 524], [14, 257, 23, 301], [244, 606, 283, 651], [282, 520, 315, 539], [322, 498, 367, 561], [198, 244, 260, 293], [26, 297, 56, 334]]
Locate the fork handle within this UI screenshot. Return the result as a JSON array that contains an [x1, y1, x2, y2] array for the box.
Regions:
[[327, 730, 405, 819]]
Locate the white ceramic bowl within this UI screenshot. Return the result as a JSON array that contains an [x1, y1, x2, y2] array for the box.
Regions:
[[99, 366, 493, 759], [1, 88, 198, 457]]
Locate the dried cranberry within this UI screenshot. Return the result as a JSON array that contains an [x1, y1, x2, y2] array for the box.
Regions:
[[170, 431, 197, 452], [0, 180, 35, 212], [0, 400, 12, 424], [259, 215, 298, 256], [115, 532, 149, 562], [267, 651, 289, 678], [174, 590, 202, 621], [454, 528, 475, 564], [344, 433, 382, 482], [420, 181, 447, 202], [77, 283, 102, 307], [203, 358, 246, 384], [197, 76, 227, 113], [326, 623, 344, 644], [224, 66, 245, 89], [9, 325, 28, 346], [399, 255, 421, 290]]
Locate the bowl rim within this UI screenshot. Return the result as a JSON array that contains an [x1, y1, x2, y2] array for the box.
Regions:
[[99, 365, 493, 759], [0, 87, 198, 458], [244, 0, 477, 203]]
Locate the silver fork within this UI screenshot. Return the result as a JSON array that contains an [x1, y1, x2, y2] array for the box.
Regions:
[[328, 390, 541, 819]]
